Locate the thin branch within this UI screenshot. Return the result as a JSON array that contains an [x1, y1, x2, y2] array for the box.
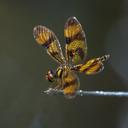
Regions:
[[43, 88, 128, 97]]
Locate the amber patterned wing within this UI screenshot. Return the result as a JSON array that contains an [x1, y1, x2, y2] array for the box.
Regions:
[[62, 67, 80, 99], [71, 55, 110, 75], [64, 17, 87, 64], [33, 25, 65, 64]]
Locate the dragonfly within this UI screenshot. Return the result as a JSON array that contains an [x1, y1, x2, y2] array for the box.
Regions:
[[33, 16, 110, 99]]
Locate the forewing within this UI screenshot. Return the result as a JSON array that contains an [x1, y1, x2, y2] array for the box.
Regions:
[[72, 55, 110, 75], [64, 17, 87, 64], [33, 25, 65, 64]]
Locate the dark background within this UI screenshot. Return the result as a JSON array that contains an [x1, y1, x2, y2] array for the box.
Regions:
[[0, 0, 128, 128]]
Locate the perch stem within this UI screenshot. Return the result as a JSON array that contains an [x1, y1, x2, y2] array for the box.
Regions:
[[43, 88, 128, 97]]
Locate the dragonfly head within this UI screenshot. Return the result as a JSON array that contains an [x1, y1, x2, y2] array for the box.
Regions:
[[45, 70, 55, 82]]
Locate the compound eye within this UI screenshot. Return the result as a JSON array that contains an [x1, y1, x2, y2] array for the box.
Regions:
[[45, 70, 55, 82]]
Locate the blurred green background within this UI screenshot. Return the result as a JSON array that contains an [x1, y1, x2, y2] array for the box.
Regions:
[[0, 0, 128, 128]]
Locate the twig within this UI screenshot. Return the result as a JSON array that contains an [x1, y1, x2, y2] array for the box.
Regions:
[[43, 88, 128, 98]]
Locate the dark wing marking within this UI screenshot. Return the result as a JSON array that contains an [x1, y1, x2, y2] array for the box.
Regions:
[[33, 25, 65, 64], [62, 67, 80, 99], [64, 17, 87, 64], [72, 55, 110, 75]]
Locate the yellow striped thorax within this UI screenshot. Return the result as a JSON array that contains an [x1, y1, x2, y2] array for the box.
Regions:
[[56, 66, 63, 78]]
